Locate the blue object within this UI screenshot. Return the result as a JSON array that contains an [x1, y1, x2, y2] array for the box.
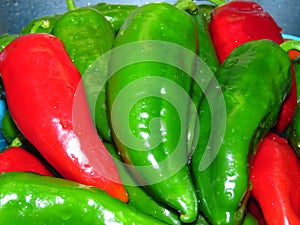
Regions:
[[282, 34, 300, 41], [0, 98, 9, 151]]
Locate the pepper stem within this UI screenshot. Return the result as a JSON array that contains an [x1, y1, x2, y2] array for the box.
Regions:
[[66, 0, 76, 11], [175, 0, 198, 14], [280, 40, 300, 53], [30, 19, 50, 33], [9, 137, 22, 148]]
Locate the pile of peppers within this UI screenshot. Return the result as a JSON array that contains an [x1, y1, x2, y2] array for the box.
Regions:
[[0, 0, 300, 224]]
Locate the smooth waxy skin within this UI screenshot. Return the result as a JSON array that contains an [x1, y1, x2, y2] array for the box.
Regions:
[[192, 7, 219, 74], [0, 34, 127, 202], [210, 1, 284, 63], [250, 132, 300, 224], [53, 7, 115, 142], [52, 7, 114, 75], [0, 172, 167, 225], [188, 6, 220, 156], [106, 2, 199, 223], [104, 142, 181, 225], [92, 3, 137, 32], [191, 40, 291, 224]]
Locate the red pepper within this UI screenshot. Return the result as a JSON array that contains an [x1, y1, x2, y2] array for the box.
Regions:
[[289, 49, 300, 61], [0, 146, 54, 176], [274, 64, 297, 133], [209, 0, 296, 133], [0, 33, 128, 203], [210, 1, 284, 63], [247, 195, 266, 225], [250, 132, 300, 224]]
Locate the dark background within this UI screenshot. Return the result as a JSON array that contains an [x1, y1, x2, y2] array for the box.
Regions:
[[0, 0, 299, 37]]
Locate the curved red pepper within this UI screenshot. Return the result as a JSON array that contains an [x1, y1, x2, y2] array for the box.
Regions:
[[0, 146, 54, 176], [274, 64, 297, 133], [209, 0, 296, 133], [0, 33, 128, 202], [247, 195, 266, 225], [250, 132, 300, 224], [210, 1, 284, 63]]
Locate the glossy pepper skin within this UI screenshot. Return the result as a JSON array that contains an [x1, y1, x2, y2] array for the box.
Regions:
[[0, 33, 128, 202], [1, 109, 48, 159], [0, 172, 167, 225], [92, 3, 137, 32], [188, 5, 220, 156], [106, 2, 199, 223], [52, 3, 115, 142], [0, 147, 54, 176], [250, 132, 300, 224], [210, 1, 284, 63], [21, 14, 60, 34], [104, 142, 181, 225], [209, 1, 296, 134], [191, 40, 291, 224], [192, 6, 219, 74]]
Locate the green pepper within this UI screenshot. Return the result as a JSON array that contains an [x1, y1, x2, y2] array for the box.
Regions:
[[92, 2, 137, 32], [192, 6, 219, 74], [52, 0, 115, 142], [1, 109, 36, 150], [106, 1, 199, 223], [241, 213, 258, 225], [185, 214, 210, 225], [1, 109, 37, 154], [21, 14, 61, 34], [0, 172, 167, 224], [197, 4, 216, 22], [187, 4, 220, 156], [1, 110, 23, 145], [104, 142, 182, 225], [287, 56, 300, 157], [0, 33, 18, 51], [191, 40, 291, 224]]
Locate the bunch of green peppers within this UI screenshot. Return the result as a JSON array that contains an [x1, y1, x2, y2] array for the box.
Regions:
[[0, 0, 297, 224]]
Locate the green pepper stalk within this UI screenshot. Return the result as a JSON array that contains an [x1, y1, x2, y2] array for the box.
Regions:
[[191, 40, 292, 224], [106, 1, 199, 223], [280, 40, 300, 53], [20, 14, 61, 34], [52, 0, 115, 142], [66, 0, 76, 11]]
